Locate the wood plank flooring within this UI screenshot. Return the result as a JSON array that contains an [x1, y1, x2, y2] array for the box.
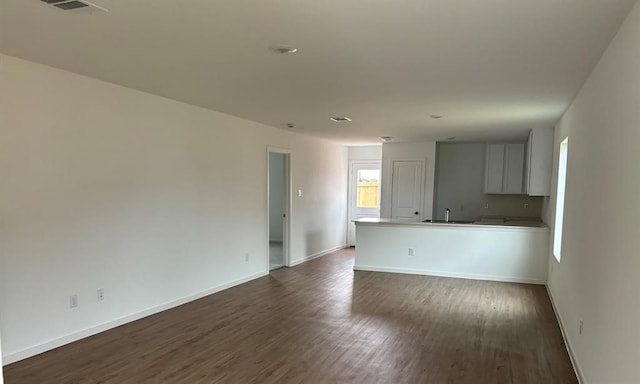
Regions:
[[4, 248, 577, 383]]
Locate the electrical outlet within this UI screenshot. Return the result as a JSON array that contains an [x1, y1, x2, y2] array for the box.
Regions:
[[408, 247, 414, 256], [245, 253, 249, 262], [70, 294, 78, 308], [579, 319, 584, 335], [484, 203, 489, 209], [524, 203, 529, 209], [97, 288, 104, 301]]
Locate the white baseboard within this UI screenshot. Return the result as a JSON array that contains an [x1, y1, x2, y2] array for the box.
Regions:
[[3, 271, 268, 365], [289, 245, 347, 267], [353, 264, 546, 285], [546, 285, 585, 384]]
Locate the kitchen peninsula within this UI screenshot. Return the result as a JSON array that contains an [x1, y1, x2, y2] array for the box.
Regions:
[[354, 218, 549, 284]]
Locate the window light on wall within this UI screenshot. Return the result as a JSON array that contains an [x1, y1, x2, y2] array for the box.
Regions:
[[553, 137, 569, 261]]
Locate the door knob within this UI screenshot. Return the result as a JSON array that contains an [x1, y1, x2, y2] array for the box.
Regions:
[[414, 211, 419, 215]]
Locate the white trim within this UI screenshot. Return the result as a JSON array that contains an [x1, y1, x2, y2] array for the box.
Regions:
[[381, 155, 426, 219], [353, 264, 546, 285], [289, 245, 347, 267], [347, 160, 382, 246], [389, 157, 426, 221], [2, 271, 268, 365], [546, 285, 584, 384], [266, 146, 292, 270]]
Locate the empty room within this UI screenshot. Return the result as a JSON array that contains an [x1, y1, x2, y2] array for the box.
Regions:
[[1, 1, 639, 383]]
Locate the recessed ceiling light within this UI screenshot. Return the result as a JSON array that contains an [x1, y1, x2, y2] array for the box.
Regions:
[[330, 117, 352, 122], [379, 136, 393, 142], [286, 123, 295, 129], [430, 114, 443, 119], [270, 46, 298, 54]]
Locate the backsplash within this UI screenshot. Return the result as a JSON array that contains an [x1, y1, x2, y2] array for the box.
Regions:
[[480, 194, 543, 218], [437, 194, 543, 221]]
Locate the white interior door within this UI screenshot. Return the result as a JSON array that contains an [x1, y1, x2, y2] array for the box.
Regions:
[[348, 161, 381, 246], [391, 160, 424, 222]]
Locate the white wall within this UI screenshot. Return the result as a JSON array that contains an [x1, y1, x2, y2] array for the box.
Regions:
[[546, 3, 640, 383], [348, 145, 382, 161], [268, 153, 285, 242], [0, 54, 348, 363], [355, 222, 549, 284], [380, 141, 436, 220], [434, 143, 486, 221], [289, 137, 348, 261]]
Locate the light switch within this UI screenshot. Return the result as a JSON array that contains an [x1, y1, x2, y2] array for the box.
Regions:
[[297, 189, 303, 197]]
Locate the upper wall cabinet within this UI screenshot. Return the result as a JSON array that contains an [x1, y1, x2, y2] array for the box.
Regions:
[[524, 127, 554, 196], [485, 143, 525, 194]]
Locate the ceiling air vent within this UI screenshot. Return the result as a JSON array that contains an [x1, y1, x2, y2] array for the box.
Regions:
[[55, 1, 88, 10], [330, 117, 352, 122], [39, 0, 108, 12]]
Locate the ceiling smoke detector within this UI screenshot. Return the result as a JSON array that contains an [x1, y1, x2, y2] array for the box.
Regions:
[[379, 136, 393, 142], [330, 117, 352, 122], [429, 114, 444, 119], [39, 0, 108, 12]]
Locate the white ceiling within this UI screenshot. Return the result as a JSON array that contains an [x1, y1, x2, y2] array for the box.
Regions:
[[1, 0, 636, 144]]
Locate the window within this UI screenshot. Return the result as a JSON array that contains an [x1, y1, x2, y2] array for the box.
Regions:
[[356, 169, 380, 208], [553, 137, 569, 261]]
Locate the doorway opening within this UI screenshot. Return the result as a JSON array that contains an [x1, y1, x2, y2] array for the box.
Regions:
[[268, 149, 291, 271], [348, 161, 381, 246]]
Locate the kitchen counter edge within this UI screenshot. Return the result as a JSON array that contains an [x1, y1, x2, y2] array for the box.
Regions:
[[354, 218, 549, 232]]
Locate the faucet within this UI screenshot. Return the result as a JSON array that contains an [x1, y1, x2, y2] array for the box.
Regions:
[[445, 208, 450, 223]]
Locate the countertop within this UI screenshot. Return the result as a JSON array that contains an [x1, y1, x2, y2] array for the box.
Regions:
[[354, 217, 549, 231]]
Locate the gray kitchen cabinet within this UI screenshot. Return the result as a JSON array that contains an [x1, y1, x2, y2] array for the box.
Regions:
[[485, 144, 505, 193], [524, 127, 554, 196], [484, 143, 525, 194]]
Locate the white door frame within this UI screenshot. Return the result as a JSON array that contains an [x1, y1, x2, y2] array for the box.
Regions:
[[266, 147, 292, 270], [347, 160, 381, 246], [389, 158, 425, 222]]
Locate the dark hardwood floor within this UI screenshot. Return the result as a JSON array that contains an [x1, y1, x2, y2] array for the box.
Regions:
[[4, 248, 577, 383]]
